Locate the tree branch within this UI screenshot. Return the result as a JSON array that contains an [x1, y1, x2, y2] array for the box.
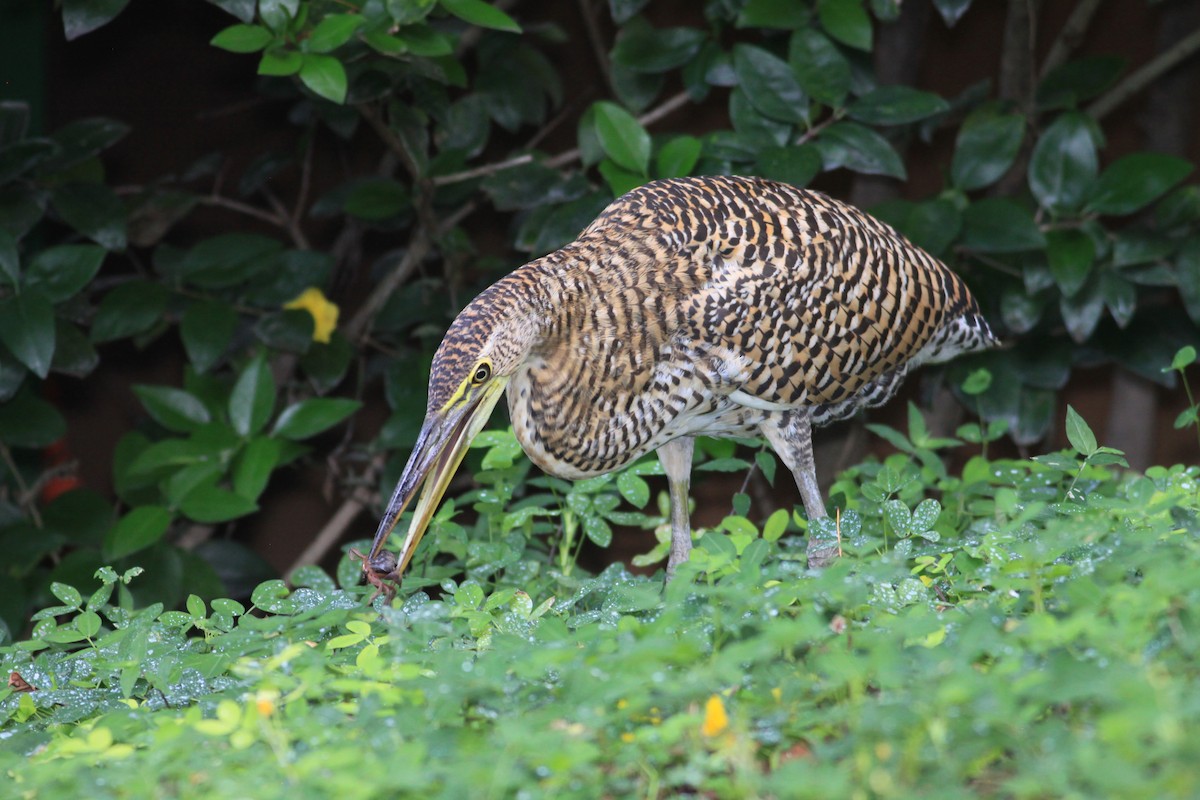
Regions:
[[544, 89, 691, 169], [1088, 24, 1200, 120], [1039, 0, 1104, 78]]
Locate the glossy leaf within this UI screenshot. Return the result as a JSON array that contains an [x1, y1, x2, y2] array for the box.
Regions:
[[104, 506, 172, 560], [229, 353, 276, 438], [960, 198, 1045, 253], [593, 101, 650, 175], [272, 397, 361, 440], [1037, 56, 1126, 109], [1086, 153, 1193, 217], [233, 437, 284, 500], [818, 0, 871, 51], [299, 54, 348, 104], [441, 0, 521, 33], [61, 0, 131, 40], [210, 23, 273, 53], [305, 15, 364, 53], [847, 86, 948, 125], [180, 483, 259, 524], [733, 44, 807, 124], [1176, 237, 1200, 325], [51, 183, 127, 251], [932, 0, 972, 25], [0, 384, 66, 448], [1045, 229, 1095, 297], [813, 122, 905, 179], [133, 386, 212, 433], [0, 292, 55, 378], [1059, 279, 1104, 343], [51, 320, 99, 378], [870, 198, 960, 258], [25, 244, 106, 304], [755, 144, 822, 188], [181, 300, 238, 374], [788, 27, 850, 108], [616, 471, 650, 508], [950, 108, 1024, 191], [258, 48, 303, 76], [1065, 405, 1097, 456], [611, 21, 706, 74], [1027, 112, 1097, 215], [655, 136, 702, 178], [91, 281, 169, 343], [0, 229, 18, 286]]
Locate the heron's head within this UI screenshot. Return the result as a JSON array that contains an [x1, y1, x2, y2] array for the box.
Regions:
[[365, 277, 544, 584]]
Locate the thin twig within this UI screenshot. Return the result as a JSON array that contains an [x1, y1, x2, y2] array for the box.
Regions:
[[577, 0, 616, 96], [293, 126, 316, 233], [1039, 0, 1104, 78], [200, 195, 288, 228], [0, 443, 42, 528], [1088, 25, 1200, 120], [262, 186, 311, 250], [286, 484, 377, 579], [432, 153, 534, 186]]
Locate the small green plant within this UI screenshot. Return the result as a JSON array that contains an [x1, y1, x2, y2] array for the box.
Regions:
[[1165, 345, 1200, 452]]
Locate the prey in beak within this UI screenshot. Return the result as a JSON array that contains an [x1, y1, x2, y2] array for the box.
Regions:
[[362, 373, 508, 596]]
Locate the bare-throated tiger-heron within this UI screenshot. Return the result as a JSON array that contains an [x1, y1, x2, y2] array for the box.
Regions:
[[364, 175, 998, 587]]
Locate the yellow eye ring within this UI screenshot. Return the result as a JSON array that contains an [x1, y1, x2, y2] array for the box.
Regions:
[[471, 363, 492, 384]]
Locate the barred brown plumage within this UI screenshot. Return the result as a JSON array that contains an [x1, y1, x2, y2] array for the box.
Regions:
[[366, 175, 998, 586]]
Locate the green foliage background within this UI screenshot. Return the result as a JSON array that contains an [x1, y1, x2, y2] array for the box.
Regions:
[[2, 0, 1200, 795]]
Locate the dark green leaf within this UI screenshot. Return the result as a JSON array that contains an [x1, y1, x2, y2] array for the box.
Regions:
[[817, 0, 872, 51], [259, 0, 300, 32], [441, 0, 521, 32], [207, 0, 256, 23], [814, 121, 905, 179], [738, 0, 808, 28], [344, 177, 410, 220], [181, 300, 238, 374], [272, 397, 361, 440], [870, 198, 961, 258], [607, 0, 648, 24], [167, 233, 282, 289], [848, 86, 948, 125], [1059, 278, 1104, 343], [1100, 272, 1136, 328], [1064, 405, 1097, 456], [51, 319, 98, 378], [1027, 112, 1097, 215], [593, 101, 650, 175], [104, 506, 172, 560], [1000, 285, 1044, 333], [25, 244, 105, 303], [300, 332, 353, 393], [44, 488, 112, 547], [0, 384, 66, 448], [253, 310, 314, 354], [616, 471, 650, 508], [1037, 55, 1126, 109], [582, 514, 612, 548], [45, 117, 129, 172], [305, 14, 363, 53], [133, 386, 212, 433], [482, 163, 588, 211], [232, 437, 284, 500], [229, 353, 276, 437], [950, 107, 1025, 191], [258, 48, 303, 76], [1169, 345, 1196, 371], [91, 281, 169, 343], [0, 229, 18, 286], [50, 183, 127, 251], [299, 54, 348, 103], [61, 0, 131, 40], [1176, 237, 1200, 325], [1086, 153, 1193, 217], [180, 481, 259, 523], [755, 144, 822, 188], [385, 0, 437, 25], [1046, 229, 1094, 297], [733, 44, 808, 124], [0, 292, 55, 378], [598, 160, 644, 198], [655, 136, 702, 179], [788, 27, 850, 107], [210, 23, 273, 53], [612, 21, 706, 74], [960, 198, 1045, 253]]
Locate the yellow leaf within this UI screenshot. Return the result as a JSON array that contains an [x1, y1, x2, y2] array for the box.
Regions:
[[284, 287, 339, 343], [700, 694, 728, 737]]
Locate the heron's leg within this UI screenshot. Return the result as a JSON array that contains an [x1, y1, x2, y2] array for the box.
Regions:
[[761, 413, 838, 569], [657, 436, 695, 580]]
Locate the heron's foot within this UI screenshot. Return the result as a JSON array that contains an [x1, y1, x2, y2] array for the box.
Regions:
[[349, 547, 401, 604], [806, 540, 840, 570]]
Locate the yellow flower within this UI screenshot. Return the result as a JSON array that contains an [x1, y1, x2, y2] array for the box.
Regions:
[[284, 287, 339, 344], [700, 694, 728, 737]]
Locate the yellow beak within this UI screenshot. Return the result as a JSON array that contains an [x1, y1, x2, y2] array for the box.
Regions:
[[366, 379, 508, 582]]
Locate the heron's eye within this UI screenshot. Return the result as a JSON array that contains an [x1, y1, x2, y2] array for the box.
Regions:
[[471, 363, 492, 385]]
